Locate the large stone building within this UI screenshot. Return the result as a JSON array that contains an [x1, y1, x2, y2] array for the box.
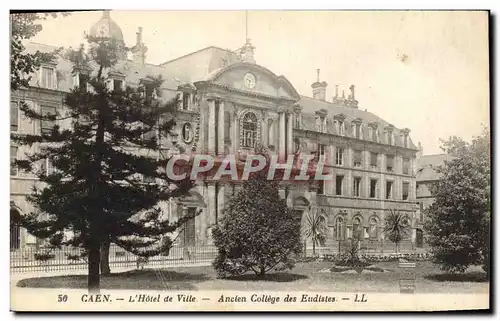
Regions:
[[10, 11, 420, 254]]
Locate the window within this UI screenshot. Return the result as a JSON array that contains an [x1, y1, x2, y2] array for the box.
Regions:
[[370, 179, 377, 198], [41, 158, 54, 176], [113, 79, 123, 91], [353, 123, 362, 139], [387, 131, 393, 145], [352, 217, 362, 240], [335, 216, 345, 240], [11, 101, 19, 132], [294, 113, 301, 129], [317, 180, 324, 195], [336, 175, 344, 196], [335, 147, 344, 166], [386, 181, 393, 199], [353, 150, 362, 167], [182, 123, 193, 143], [41, 106, 56, 134], [10, 146, 18, 176], [182, 93, 190, 110], [316, 116, 326, 133], [241, 112, 257, 148], [268, 119, 274, 147], [386, 155, 394, 172], [370, 152, 378, 167], [335, 120, 345, 136], [318, 144, 326, 162], [402, 182, 409, 200], [403, 158, 410, 175], [294, 138, 300, 153], [41, 67, 55, 89], [353, 177, 361, 197], [369, 126, 378, 142], [369, 217, 378, 239], [419, 202, 424, 221]]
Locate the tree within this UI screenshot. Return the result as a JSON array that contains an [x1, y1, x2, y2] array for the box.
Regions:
[[12, 34, 197, 292], [212, 148, 302, 277], [10, 12, 69, 91], [383, 209, 410, 254], [424, 129, 490, 274], [302, 206, 328, 257]]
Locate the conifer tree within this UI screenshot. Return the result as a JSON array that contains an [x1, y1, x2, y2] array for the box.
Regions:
[[12, 34, 197, 292]]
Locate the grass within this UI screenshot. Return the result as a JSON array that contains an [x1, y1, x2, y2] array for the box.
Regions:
[[16, 261, 489, 293]]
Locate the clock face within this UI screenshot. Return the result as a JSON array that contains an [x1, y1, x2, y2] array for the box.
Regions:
[[243, 73, 256, 89]]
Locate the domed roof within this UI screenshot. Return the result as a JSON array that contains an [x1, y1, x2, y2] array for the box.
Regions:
[[89, 11, 124, 42]]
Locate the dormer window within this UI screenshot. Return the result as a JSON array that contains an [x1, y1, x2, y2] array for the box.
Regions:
[[368, 124, 379, 142], [72, 70, 92, 92], [182, 92, 191, 110], [334, 115, 346, 136], [352, 120, 363, 139], [113, 79, 124, 91], [40, 66, 56, 90]]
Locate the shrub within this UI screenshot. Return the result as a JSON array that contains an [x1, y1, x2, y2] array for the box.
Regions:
[[212, 156, 302, 278]]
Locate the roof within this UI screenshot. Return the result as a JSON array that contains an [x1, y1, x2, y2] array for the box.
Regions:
[[416, 154, 450, 182]]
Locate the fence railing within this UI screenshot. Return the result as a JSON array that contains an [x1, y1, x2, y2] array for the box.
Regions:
[[10, 244, 217, 273]]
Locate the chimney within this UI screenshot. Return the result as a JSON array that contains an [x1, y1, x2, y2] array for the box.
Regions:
[[311, 69, 328, 101], [131, 27, 148, 65]]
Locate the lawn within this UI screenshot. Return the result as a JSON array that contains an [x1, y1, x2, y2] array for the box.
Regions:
[[16, 261, 489, 294]]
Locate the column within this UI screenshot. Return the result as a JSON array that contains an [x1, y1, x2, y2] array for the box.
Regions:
[[208, 99, 216, 153], [287, 112, 293, 156], [217, 100, 225, 155], [206, 184, 217, 245], [279, 111, 286, 160], [232, 110, 239, 154]]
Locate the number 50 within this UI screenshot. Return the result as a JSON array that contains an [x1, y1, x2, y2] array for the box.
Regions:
[[58, 294, 68, 302]]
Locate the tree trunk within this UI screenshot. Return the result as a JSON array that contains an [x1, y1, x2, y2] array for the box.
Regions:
[[88, 240, 101, 293], [259, 266, 266, 277], [312, 240, 316, 256], [100, 240, 111, 275], [395, 242, 399, 254]]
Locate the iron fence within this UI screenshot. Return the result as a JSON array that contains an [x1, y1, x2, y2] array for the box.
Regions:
[[10, 243, 217, 273]]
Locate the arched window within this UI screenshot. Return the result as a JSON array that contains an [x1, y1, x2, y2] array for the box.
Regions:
[[353, 217, 362, 240], [369, 217, 378, 239], [335, 216, 345, 240], [241, 112, 258, 148]]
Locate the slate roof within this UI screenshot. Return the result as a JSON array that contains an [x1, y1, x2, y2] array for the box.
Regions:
[[22, 41, 418, 149], [416, 154, 450, 182]]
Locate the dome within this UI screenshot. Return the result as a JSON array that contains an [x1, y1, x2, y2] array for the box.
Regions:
[[89, 11, 124, 42]]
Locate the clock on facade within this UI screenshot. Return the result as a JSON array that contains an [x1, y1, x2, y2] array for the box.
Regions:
[[243, 72, 256, 89]]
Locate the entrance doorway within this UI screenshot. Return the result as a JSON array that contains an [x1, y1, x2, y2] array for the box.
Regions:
[[183, 207, 197, 247]]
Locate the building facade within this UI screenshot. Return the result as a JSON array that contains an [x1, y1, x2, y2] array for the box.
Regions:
[[10, 12, 420, 253]]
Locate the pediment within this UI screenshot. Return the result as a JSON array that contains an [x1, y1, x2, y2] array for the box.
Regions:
[[199, 62, 301, 101]]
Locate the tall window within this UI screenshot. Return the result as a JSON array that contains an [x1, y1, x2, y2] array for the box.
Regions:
[[317, 180, 325, 195], [369, 217, 378, 239], [402, 182, 409, 200], [241, 112, 257, 148], [294, 113, 301, 129], [353, 123, 362, 139], [10, 146, 18, 176], [386, 155, 394, 172], [386, 131, 393, 145], [335, 216, 345, 240], [41, 67, 55, 89], [335, 147, 344, 166], [419, 202, 424, 221], [317, 144, 326, 162], [370, 152, 378, 167], [113, 79, 123, 91], [353, 217, 362, 240], [353, 150, 362, 167], [353, 177, 361, 197], [335, 120, 345, 136], [370, 179, 377, 198], [182, 93, 190, 110], [335, 175, 344, 196], [11, 101, 19, 132], [403, 158, 410, 175], [268, 119, 274, 147], [386, 181, 393, 199], [41, 106, 56, 134], [41, 158, 54, 176], [294, 138, 300, 153], [370, 126, 378, 142]]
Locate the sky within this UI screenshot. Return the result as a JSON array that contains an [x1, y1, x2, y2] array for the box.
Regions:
[[29, 10, 490, 155]]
